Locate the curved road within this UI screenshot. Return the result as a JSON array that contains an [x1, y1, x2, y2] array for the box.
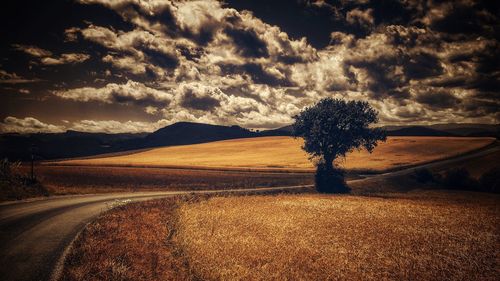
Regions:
[[0, 142, 498, 281]]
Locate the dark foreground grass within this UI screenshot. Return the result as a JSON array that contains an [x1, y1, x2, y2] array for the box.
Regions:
[[0, 160, 48, 201], [61, 190, 499, 281]]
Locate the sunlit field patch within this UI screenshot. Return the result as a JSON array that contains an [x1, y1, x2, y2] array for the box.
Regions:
[[176, 193, 499, 280], [56, 136, 494, 172]]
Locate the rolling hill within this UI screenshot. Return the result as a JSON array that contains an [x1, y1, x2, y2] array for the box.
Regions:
[[385, 126, 455, 136], [142, 122, 256, 147], [56, 136, 495, 172]]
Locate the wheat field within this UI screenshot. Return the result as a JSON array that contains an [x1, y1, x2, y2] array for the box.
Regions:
[[176, 193, 499, 280], [57, 136, 494, 172]]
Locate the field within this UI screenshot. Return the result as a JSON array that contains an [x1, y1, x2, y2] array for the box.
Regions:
[[20, 165, 313, 195], [55, 136, 494, 172], [176, 194, 499, 280], [61, 191, 500, 281], [434, 149, 500, 177]]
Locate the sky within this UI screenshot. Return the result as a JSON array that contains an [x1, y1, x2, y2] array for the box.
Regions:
[[0, 0, 498, 134]]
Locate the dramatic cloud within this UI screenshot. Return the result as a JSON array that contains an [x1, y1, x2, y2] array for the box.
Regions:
[[12, 44, 52, 58], [1, 0, 498, 133], [12, 44, 90, 65], [0, 70, 41, 84], [53, 80, 172, 111], [0, 117, 65, 133], [69, 119, 171, 133], [0, 116, 174, 134], [41, 53, 90, 65], [346, 8, 374, 28]]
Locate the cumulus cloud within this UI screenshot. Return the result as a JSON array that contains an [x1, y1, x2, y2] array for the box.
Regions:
[[41, 53, 90, 65], [12, 43, 89, 65], [64, 27, 80, 42], [69, 119, 170, 133], [0, 116, 177, 134], [0, 70, 41, 84], [12, 44, 52, 57], [0, 117, 65, 133], [53, 80, 172, 109], [346, 8, 374, 28]]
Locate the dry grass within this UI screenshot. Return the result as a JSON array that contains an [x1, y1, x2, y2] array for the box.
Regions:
[[434, 149, 500, 178], [176, 192, 500, 281], [21, 165, 312, 195], [56, 136, 494, 172], [61, 198, 192, 281]]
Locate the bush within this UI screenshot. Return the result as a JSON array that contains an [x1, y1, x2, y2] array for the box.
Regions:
[[479, 167, 499, 193], [442, 167, 477, 190], [0, 158, 48, 200], [414, 168, 434, 183], [315, 163, 350, 193]]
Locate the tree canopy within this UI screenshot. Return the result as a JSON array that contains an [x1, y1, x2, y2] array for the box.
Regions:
[[293, 98, 386, 171]]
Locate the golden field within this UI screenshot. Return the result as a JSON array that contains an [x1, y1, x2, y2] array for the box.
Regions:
[[62, 192, 500, 281], [176, 193, 499, 281], [56, 136, 494, 172]]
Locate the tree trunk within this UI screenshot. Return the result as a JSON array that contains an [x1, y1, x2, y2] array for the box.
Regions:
[[324, 154, 334, 172]]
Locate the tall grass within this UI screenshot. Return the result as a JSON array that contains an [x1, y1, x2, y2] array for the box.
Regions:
[[0, 158, 48, 200], [176, 193, 499, 280], [61, 198, 193, 281]]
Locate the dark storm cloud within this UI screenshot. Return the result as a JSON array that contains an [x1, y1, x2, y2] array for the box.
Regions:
[[180, 88, 221, 111], [224, 27, 269, 58], [416, 90, 461, 109], [142, 48, 179, 70], [404, 52, 443, 79], [241, 64, 291, 87], [53, 80, 172, 110], [1, 0, 499, 133], [426, 1, 499, 37], [219, 63, 293, 87], [347, 57, 406, 98]]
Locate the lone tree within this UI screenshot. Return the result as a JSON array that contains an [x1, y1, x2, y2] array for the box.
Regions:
[[293, 98, 386, 193]]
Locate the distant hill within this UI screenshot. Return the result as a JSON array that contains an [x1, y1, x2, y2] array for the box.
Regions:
[[426, 124, 499, 137], [142, 122, 257, 148], [0, 131, 145, 161], [385, 126, 455, 137], [259, 125, 293, 136]]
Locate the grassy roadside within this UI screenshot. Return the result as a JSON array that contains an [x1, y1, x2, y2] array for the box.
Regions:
[[60, 197, 193, 281]]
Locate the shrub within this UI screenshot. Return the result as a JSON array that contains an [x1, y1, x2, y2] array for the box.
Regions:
[[479, 167, 499, 193], [0, 158, 48, 200], [413, 168, 434, 183], [315, 163, 350, 193], [442, 167, 477, 190]]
